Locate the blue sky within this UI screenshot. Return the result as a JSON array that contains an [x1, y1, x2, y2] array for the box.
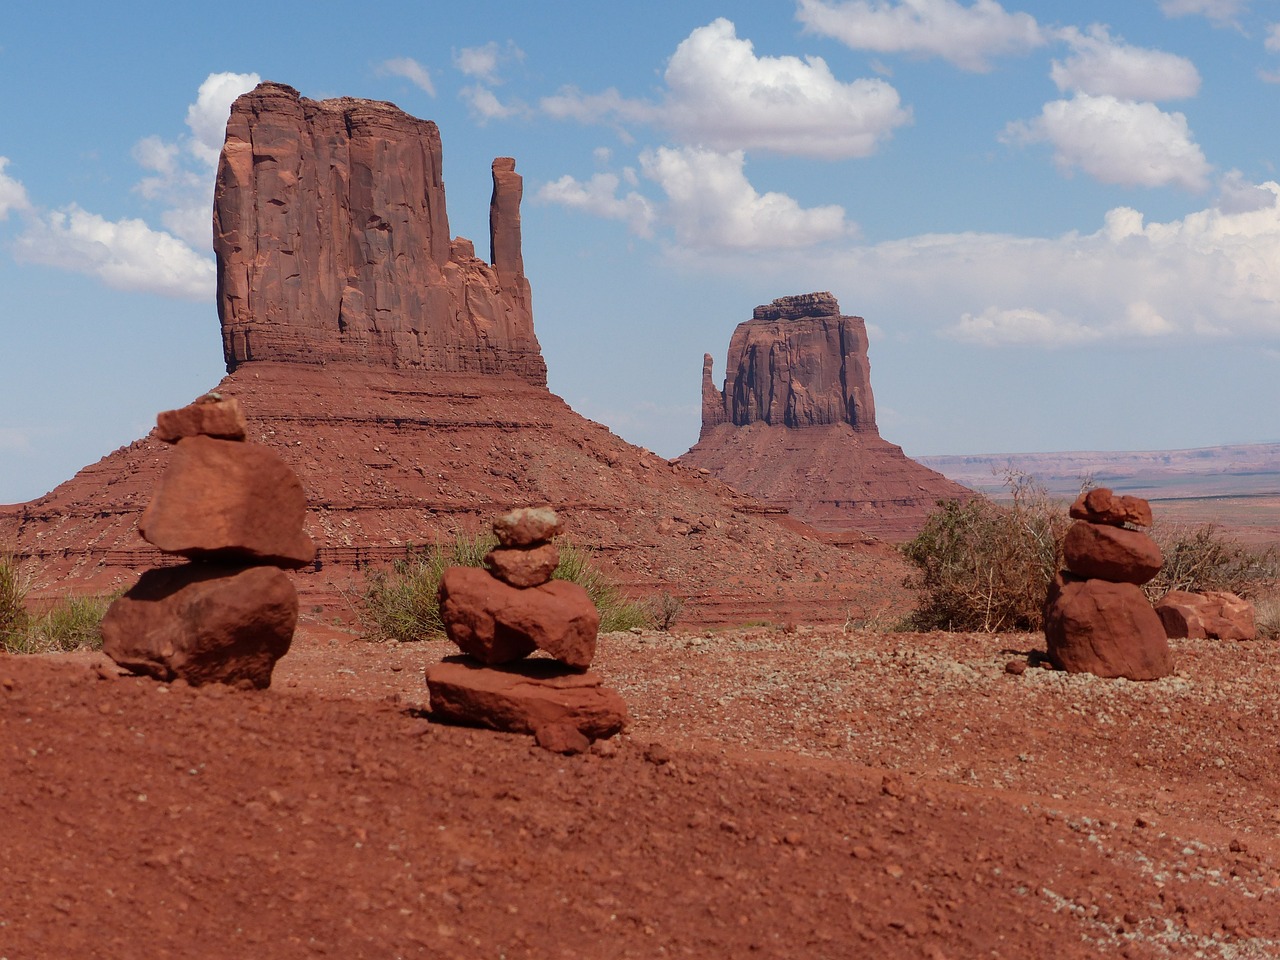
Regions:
[[3, 0, 1280, 503]]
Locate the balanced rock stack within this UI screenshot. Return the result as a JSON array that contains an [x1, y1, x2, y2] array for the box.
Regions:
[[425, 507, 628, 754], [1043, 488, 1174, 680], [100, 394, 313, 688]]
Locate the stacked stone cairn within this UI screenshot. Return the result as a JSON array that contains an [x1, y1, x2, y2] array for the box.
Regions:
[[425, 507, 629, 754], [100, 394, 314, 688], [1043, 488, 1173, 680]]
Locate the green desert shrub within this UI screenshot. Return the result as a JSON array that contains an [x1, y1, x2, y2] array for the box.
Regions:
[[1, 550, 31, 648], [0, 551, 118, 654], [362, 531, 652, 641], [900, 473, 1070, 633]]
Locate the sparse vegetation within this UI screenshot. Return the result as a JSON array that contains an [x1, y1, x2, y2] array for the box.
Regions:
[[1146, 522, 1279, 600], [1, 549, 118, 654], [900, 473, 1070, 632], [644, 591, 685, 632], [362, 531, 653, 641]]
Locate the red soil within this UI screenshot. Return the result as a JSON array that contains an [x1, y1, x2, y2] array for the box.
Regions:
[[4, 620, 1278, 958]]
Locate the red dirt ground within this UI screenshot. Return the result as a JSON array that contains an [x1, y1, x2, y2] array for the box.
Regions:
[[4, 619, 1279, 959]]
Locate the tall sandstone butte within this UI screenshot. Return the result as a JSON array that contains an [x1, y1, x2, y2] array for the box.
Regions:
[[685, 293, 970, 541], [1, 85, 909, 626], [214, 81, 545, 383]]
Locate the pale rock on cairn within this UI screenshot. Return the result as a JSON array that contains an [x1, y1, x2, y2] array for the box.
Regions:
[[426, 507, 629, 754], [100, 395, 313, 688], [1043, 488, 1174, 680]]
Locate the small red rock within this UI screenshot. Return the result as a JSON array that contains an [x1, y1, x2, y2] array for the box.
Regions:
[[492, 507, 562, 548], [535, 723, 590, 754], [155, 396, 247, 443], [1005, 659, 1027, 676], [1068, 488, 1153, 528], [485, 543, 559, 588], [1063, 521, 1162, 585]]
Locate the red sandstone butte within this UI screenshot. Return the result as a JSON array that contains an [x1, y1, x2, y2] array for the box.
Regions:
[[1044, 574, 1174, 680], [139, 435, 316, 569], [438, 566, 599, 670], [101, 563, 298, 688], [214, 82, 544, 383], [425, 656, 628, 741], [683, 293, 971, 541], [1062, 520, 1163, 585]]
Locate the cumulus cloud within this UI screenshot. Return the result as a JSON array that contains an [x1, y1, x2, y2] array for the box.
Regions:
[[459, 85, 527, 122], [640, 146, 850, 249], [795, 0, 1046, 72], [1051, 25, 1200, 100], [1002, 93, 1211, 191], [790, 182, 1280, 348], [543, 18, 910, 159], [0, 157, 31, 218], [379, 57, 436, 96], [1158, 0, 1247, 26], [537, 172, 656, 236], [15, 205, 216, 300], [453, 41, 523, 83], [1267, 23, 1280, 52], [185, 72, 261, 167]]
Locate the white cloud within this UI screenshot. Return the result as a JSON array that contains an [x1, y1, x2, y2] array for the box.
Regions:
[[0, 157, 30, 219], [1158, 0, 1247, 26], [186, 72, 261, 167], [1003, 93, 1211, 191], [0, 428, 32, 454], [542, 18, 910, 159], [1266, 23, 1280, 52], [459, 85, 526, 122], [379, 57, 436, 97], [796, 0, 1046, 72], [794, 182, 1280, 348], [537, 172, 656, 236], [640, 146, 850, 249], [453, 41, 523, 83], [1218, 169, 1276, 213], [16, 205, 214, 300], [1051, 25, 1200, 101]]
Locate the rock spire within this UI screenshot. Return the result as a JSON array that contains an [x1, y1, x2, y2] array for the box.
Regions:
[[214, 81, 546, 384]]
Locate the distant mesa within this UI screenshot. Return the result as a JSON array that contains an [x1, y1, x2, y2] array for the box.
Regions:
[[684, 292, 969, 541], [215, 81, 545, 384]]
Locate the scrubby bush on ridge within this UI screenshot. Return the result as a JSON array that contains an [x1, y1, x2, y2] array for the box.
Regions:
[[1, 549, 118, 654], [362, 531, 656, 642]]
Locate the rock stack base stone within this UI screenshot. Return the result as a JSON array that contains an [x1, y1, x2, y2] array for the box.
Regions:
[[426, 508, 628, 752], [101, 396, 310, 688], [1043, 488, 1173, 681]]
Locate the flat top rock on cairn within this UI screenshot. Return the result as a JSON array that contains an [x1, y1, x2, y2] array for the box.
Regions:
[[139, 435, 316, 569], [1070, 488, 1153, 528], [492, 506, 562, 547], [155, 395, 247, 443]]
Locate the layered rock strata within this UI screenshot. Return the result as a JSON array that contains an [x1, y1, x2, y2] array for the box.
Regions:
[[100, 396, 307, 688], [426, 508, 628, 752], [1043, 488, 1173, 680], [684, 293, 970, 541], [215, 82, 545, 383]]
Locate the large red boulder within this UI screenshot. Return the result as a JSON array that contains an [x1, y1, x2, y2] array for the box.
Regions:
[[101, 563, 298, 688], [437, 566, 598, 669], [139, 435, 315, 568], [1063, 521, 1162, 585], [1155, 590, 1257, 641], [1068, 488, 1153, 528], [425, 657, 628, 741], [1044, 574, 1174, 680]]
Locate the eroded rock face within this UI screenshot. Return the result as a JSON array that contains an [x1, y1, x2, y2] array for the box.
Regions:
[[100, 563, 298, 688], [701, 293, 876, 433], [214, 82, 546, 384], [1044, 574, 1174, 680], [685, 293, 970, 540]]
